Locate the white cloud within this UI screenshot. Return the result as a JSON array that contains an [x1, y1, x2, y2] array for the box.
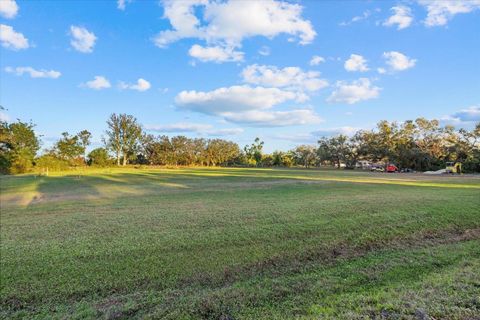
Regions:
[[310, 55, 325, 66], [176, 85, 300, 114], [344, 54, 369, 72], [383, 5, 413, 30], [327, 78, 380, 104], [82, 76, 111, 90], [154, 0, 315, 61], [70, 26, 97, 53], [0, 0, 18, 19], [222, 109, 322, 127], [119, 78, 151, 92], [188, 44, 244, 63], [258, 46, 271, 56], [117, 0, 132, 10], [146, 122, 243, 136], [377, 67, 387, 74], [442, 105, 480, 124], [452, 105, 480, 122], [0, 24, 29, 50], [418, 0, 480, 27], [5, 66, 61, 79], [383, 51, 416, 71], [241, 64, 328, 92], [440, 106, 480, 130], [175, 85, 321, 126]]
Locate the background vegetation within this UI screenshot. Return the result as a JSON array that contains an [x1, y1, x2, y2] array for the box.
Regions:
[[1, 112, 479, 174]]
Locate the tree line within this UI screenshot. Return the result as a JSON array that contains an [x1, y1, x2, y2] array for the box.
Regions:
[[1, 112, 479, 174]]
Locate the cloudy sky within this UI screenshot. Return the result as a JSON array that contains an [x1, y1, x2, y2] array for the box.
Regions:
[[1, 0, 479, 152]]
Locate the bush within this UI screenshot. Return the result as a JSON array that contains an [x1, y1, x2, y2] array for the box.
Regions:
[[35, 154, 70, 172], [88, 148, 113, 167]]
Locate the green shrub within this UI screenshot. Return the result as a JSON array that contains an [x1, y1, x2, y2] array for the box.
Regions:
[[35, 154, 70, 172]]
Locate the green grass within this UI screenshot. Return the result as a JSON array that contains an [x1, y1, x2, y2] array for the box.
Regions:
[[1, 167, 479, 319]]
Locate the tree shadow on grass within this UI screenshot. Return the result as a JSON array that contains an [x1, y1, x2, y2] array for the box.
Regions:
[[26, 172, 190, 208]]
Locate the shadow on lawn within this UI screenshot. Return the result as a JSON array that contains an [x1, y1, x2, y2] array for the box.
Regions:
[[25, 172, 190, 207], [2, 168, 478, 209]]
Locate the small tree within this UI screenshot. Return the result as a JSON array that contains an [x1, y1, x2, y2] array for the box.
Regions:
[[88, 148, 111, 167], [54, 132, 84, 165], [0, 120, 40, 174]]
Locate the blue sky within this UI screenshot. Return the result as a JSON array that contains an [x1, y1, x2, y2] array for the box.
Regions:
[[1, 0, 479, 152]]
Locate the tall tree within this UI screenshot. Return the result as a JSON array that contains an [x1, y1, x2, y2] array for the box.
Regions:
[[77, 130, 92, 163], [293, 145, 317, 168], [244, 137, 264, 166], [317, 135, 351, 168], [104, 113, 142, 166]]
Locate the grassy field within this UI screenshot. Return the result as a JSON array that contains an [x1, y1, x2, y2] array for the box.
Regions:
[[1, 167, 479, 319]]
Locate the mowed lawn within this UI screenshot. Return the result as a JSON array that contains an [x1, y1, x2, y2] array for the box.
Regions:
[[1, 168, 479, 319]]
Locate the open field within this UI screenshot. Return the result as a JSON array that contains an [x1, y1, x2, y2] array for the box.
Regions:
[[1, 167, 479, 319]]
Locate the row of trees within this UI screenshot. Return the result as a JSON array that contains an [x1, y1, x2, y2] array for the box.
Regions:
[[317, 119, 480, 172], [1, 112, 479, 174]]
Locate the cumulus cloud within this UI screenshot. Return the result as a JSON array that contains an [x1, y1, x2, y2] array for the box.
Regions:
[[154, 0, 315, 62], [188, 44, 244, 63], [0, 0, 18, 19], [5, 66, 61, 79], [327, 78, 380, 104], [383, 5, 413, 30], [82, 76, 111, 90], [418, 0, 480, 27], [383, 51, 416, 71], [176, 85, 301, 114], [119, 78, 151, 92], [344, 54, 369, 72], [175, 85, 321, 126], [70, 26, 97, 53], [0, 24, 29, 50], [145, 122, 243, 136], [310, 55, 325, 66], [241, 64, 328, 92]]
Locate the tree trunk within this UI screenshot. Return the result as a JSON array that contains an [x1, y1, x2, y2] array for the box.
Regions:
[[116, 151, 120, 166], [123, 153, 127, 166]]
